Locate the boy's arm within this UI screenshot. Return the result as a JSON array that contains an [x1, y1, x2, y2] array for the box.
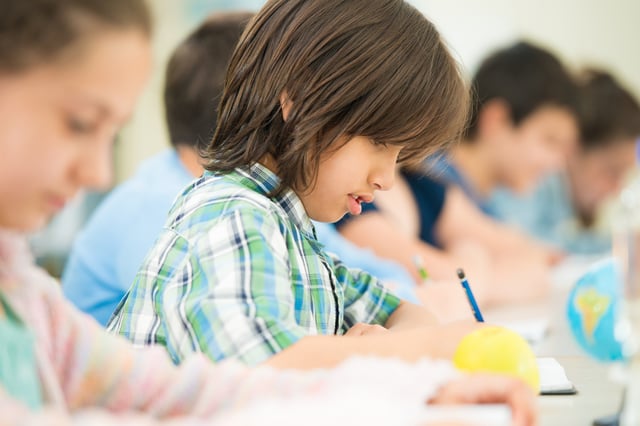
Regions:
[[35, 276, 258, 422], [36, 281, 469, 423], [330, 255, 438, 332], [266, 320, 482, 370], [384, 300, 438, 329], [338, 211, 458, 283], [435, 187, 552, 305], [436, 187, 558, 264]]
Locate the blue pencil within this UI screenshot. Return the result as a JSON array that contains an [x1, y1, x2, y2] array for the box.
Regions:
[[457, 268, 484, 322]]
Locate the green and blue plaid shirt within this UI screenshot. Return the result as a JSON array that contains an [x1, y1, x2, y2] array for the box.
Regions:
[[108, 163, 401, 366]]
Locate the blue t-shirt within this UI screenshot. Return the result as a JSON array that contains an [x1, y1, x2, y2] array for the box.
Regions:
[[336, 170, 447, 248], [62, 149, 194, 325], [403, 170, 447, 247], [489, 173, 611, 255]]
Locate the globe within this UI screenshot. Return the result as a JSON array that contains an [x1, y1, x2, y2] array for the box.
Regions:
[[567, 258, 625, 362]]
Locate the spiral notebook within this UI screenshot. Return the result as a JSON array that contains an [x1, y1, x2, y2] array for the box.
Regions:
[[537, 357, 577, 395]]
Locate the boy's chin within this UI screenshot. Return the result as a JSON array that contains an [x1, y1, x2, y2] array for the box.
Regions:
[[310, 210, 349, 224], [0, 211, 49, 234], [511, 178, 538, 195]]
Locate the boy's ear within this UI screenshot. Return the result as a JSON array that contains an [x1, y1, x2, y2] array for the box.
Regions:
[[477, 99, 511, 138], [280, 91, 293, 121]]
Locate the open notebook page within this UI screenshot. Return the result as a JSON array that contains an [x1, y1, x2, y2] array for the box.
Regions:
[[538, 357, 576, 394]]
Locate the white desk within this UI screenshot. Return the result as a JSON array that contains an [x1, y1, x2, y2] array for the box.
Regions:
[[539, 356, 624, 426], [485, 257, 625, 426]]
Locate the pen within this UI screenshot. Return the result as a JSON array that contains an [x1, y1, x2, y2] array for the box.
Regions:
[[457, 268, 484, 322], [412, 255, 430, 283]]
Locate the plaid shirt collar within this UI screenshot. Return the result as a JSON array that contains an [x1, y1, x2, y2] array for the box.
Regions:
[[208, 162, 316, 239]]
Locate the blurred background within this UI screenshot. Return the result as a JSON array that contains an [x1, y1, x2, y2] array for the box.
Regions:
[[120, 0, 639, 183], [32, 0, 640, 276]]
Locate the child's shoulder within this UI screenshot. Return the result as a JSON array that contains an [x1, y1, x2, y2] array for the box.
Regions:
[[166, 170, 285, 235], [0, 258, 65, 330]]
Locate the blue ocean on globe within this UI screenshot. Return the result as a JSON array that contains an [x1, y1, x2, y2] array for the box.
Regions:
[[567, 258, 625, 362]]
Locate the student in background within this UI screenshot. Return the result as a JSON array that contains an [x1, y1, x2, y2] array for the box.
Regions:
[[108, 0, 493, 368], [0, 0, 537, 423], [337, 167, 556, 321], [62, 12, 253, 326], [491, 70, 640, 254], [337, 42, 576, 318], [432, 41, 578, 216]]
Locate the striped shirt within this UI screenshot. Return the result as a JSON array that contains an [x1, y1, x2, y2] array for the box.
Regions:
[[108, 163, 401, 365]]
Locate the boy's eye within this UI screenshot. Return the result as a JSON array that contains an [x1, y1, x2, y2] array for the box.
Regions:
[[67, 117, 98, 135], [370, 140, 389, 150]]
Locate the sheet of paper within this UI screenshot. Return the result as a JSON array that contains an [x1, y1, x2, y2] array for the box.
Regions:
[[418, 404, 512, 425], [497, 318, 550, 345], [538, 357, 576, 394]]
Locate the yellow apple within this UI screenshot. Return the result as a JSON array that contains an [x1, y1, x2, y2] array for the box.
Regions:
[[453, 325, 540, 392]]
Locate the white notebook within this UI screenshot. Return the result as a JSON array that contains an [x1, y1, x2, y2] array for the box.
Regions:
[[538, 357, 577, 395]]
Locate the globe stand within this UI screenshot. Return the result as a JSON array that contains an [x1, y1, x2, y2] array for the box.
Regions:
[[593, 414, 619, 426], [592, 386, 625, 426]]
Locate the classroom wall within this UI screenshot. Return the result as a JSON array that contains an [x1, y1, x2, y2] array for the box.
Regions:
[[116, 0, 640, 181], [412, 0, 640, 94]]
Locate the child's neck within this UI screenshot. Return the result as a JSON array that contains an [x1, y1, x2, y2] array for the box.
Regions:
[[176, 146, 204, 178], [259, 154, 280, 176], [452, 141, 499, 198]]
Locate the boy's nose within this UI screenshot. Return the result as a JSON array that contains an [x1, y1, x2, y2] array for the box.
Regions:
[[371, 166, 396, 191], [541, 151, 566, 175], [75, 146, 113, 191]]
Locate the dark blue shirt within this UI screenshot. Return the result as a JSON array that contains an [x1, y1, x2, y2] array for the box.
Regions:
[[336, 170, 447, 248], [429, 153, 497, 217]]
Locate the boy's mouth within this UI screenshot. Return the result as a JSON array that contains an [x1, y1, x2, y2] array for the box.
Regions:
[[347, 193, 373, 216], [348, 194, 362, 215]]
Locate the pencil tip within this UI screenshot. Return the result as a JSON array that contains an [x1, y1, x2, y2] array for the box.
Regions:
[[456, 268, 465, 279]]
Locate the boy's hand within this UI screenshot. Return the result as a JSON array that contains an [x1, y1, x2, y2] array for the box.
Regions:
[[429, 374, 538, 426], [344, 322, 388, 337]]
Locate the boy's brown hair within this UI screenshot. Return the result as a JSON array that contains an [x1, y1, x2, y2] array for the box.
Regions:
[[204, 0, 468, 194], [0, 0, 151, 72], [577, 69, 640, 151], [463, 41, 577, 142], [164, 12, 253, 151]]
